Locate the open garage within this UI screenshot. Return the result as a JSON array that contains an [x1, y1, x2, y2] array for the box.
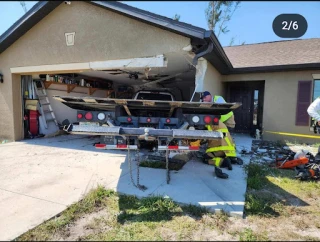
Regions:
[[0, 1, 228, 140]]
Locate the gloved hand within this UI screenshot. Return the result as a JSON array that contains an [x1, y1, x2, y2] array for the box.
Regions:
[[189, 140, 201, 146]]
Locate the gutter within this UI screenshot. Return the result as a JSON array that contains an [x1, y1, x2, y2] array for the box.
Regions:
[[204, 30, 234, 70], [192, 42, 214, 66], [192, 30, 234, 72]]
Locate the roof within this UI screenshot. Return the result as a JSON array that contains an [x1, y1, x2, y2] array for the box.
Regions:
[[224, 38, 320, 68]]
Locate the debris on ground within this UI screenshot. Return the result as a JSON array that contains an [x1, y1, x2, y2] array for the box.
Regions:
[[250, 140, 320, 181]]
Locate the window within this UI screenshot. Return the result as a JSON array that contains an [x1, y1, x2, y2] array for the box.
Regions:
[[295, 80, 312, 126], [309, 80, 320, 129], [253, 90, 259, 125], [313, 80, 320, 100]]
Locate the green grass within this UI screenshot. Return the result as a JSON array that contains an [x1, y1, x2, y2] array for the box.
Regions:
[[239, 228, 269, 241], [245, 193, 283, 217], [244, 163, 270, 190], [17, 186, 213, 241], [117, 195, 182, 223], [16, 186, 115, 241], [182, 204, 209, 218]]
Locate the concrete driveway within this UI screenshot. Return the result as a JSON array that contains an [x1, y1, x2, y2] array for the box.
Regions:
[[0, 133, 252, 240]]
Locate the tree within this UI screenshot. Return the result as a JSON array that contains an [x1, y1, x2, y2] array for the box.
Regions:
[[205, 1, 240, 37], [229, 36, 235, 46], [228, 36, 246, 46], [20, 1, 28, 13], [173, 14, 180, 21], [205, 1, 243, 46]]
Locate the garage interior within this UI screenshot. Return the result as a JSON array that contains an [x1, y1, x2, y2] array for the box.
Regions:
[[20, 52, 200, 139]]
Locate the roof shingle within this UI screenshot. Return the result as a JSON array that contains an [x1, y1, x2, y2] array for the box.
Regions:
[[223, 38, 320, 68]]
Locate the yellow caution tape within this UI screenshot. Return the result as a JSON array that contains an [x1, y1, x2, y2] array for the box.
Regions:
[[264, 131, 320, 139]]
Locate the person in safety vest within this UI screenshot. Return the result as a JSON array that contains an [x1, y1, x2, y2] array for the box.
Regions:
[[191, 91, 243, 179], [201, 91, 236, 132]]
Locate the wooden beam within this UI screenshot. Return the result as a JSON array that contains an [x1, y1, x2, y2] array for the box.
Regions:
[[168, 106, 175, 117], [44, 81, 53, 89], [123, 105, 132, 116], [89, 88, 98, 95], [67, 84, 76, 93], [106, 90, 114, 97]]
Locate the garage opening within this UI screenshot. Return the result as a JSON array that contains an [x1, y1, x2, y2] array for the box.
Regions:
[[19, 53, 197, 139]]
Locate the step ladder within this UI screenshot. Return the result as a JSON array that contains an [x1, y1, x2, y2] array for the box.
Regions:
[[33, 80, 58, 129]]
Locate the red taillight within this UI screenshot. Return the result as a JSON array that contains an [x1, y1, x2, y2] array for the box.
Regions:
[[147, 118, 151, 123], [127, 117, 132, 122], [213, 117, 219, 123], [204, 116, 212, 124], [77, 113, 83, 119], [166, 118, 171, 123], [85, 112, 93, 120]]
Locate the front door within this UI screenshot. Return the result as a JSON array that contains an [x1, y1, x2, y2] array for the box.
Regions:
[[229, 86, 252, 132], [226, 81, 265, 135]]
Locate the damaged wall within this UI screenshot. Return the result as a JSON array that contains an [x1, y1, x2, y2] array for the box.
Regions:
[[194, 58, 223, 97], [0, 1, 191, 141], [223, 70, 320, 143]]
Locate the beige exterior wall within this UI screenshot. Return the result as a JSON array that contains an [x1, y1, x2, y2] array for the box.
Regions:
[[202, 61, 223, 96], [0, 1, 190, 141], [0, 70, 15, 141], [223, 70, 320, 143]]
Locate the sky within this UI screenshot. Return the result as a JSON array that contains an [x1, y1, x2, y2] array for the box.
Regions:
[[0, 1, 319, 47]]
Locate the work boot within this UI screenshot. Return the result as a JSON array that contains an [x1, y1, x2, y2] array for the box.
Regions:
[[201, 153, 212, 164], [220, 157, 233, 170], [230, 157, 244, 165], [214, 167, 229, 179]]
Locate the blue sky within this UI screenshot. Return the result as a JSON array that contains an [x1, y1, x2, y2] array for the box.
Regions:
[[1, 1, 319, 47]]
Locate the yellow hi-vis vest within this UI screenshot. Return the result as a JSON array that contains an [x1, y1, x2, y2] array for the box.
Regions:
[[214, 95, 234, 123]]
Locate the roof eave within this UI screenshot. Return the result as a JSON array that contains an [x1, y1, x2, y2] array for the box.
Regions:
[[230, 63, 320, 74], [201, 31, 234, 74], [0, 1, 63, 55]]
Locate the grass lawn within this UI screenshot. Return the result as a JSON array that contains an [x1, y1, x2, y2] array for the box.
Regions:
[[16, 144, 320, 241]]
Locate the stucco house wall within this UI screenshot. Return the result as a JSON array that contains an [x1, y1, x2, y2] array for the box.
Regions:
[[202, 61, 223, 96], [0, 1, 191, 141], [223, 70, 320, 143]]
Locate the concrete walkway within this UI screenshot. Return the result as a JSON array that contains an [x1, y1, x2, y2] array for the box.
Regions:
[[0, 133, 253, 240]]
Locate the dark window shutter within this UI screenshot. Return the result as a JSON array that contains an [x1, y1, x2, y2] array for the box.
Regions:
[[296, 80, 312, 126]]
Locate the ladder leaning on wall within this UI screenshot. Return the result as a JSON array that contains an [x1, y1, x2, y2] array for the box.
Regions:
[[33, 79, 58, 129]]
